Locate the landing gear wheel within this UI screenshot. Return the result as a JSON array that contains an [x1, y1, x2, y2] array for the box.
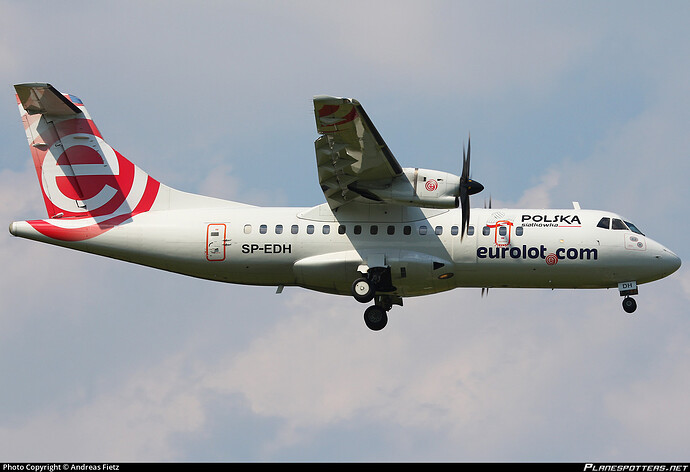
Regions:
[[364, 305, 388, 331], [352, 277, 375, 303], [622, 297, 637, 314]]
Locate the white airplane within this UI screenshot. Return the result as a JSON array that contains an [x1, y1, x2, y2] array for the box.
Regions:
[[9, 83, 681, 330]]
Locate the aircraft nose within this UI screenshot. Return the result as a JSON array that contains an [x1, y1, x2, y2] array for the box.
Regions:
[[657, 246, 681, 276], [667, 249, 681, 273]]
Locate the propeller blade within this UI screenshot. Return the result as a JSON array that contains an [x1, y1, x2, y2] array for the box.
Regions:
[[461, 139, 471, 182], [460, 185, 469, 240], [466, 137, 471, 177], [458, 135, 483, 240]]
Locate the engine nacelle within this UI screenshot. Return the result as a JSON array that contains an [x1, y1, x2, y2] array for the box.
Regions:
[[363, 168, 461, 209]]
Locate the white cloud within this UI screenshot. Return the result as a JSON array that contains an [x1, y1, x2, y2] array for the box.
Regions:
[[511, 168, 561, 209], [0, 354, 205, 461]]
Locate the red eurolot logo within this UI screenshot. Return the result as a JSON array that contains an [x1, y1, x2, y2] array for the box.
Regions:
[[424, 179, 438, 192], [24, 115, 159, 241]]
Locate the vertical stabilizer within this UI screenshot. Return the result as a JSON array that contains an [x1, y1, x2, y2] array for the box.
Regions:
[[14, 83, 161, 241]]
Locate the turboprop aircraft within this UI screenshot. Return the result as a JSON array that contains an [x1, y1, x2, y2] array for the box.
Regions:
[[8, 83, 682, 330]]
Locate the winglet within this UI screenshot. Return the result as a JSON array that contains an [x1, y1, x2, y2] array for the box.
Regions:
[[15, 83, 81, 116]]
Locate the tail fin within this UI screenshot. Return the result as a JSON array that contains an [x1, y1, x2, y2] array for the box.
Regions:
[[14, 83, 160, 240]]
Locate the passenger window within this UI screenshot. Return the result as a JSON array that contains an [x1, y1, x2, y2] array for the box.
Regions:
[[387, 225, 395, 235], [307, 225, 314, 234], [403, 225, 411, 235], [451, 226, 459, 236], [354, 225, 362, 235], [612, 218, 627, 230], [275, 224, 283, 234], [515, 226, 523, 236], [482, 226, 490, 236], [499, 226, 507, 236], [291, 224, 299, 234], [597, 217, 610, 229], [244, 224, 252, 234], [322, 225, 330, 234], [370, 225, 378, 235], [259, 224, 267, 234], [467, 226, 475, 236], [338, 225, 346, 235], [435, 226, 443, 235], [419, 225, 428, 235]]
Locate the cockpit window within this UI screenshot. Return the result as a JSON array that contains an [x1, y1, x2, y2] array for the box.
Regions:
[[611, 218, 628, 230], [624, 220, 644, 235], [597, 216, 643, 234]]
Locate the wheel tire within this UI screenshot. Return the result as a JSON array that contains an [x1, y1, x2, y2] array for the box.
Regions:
[[364, 306, 388, 331], [622, 297, 637, 314], [352, 277, 375, 303]]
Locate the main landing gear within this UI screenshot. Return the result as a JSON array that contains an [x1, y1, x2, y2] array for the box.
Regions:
[[364, 304, 388, 331], [352, 277, 375, 303], [351, 268, 399, 331]]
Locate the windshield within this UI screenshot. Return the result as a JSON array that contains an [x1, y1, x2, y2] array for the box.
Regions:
[[624, 220, 645, 235]]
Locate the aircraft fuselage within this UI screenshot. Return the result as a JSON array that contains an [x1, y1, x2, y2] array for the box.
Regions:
[[10, 197, 680, 298]]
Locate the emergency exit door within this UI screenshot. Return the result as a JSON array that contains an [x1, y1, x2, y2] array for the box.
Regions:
[[206, 224, 226, 261]]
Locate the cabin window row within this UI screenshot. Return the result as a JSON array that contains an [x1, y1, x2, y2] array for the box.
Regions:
[[243, 224, 470, 236], [481, 226, 525, 236], [242, 224, 524, 237]]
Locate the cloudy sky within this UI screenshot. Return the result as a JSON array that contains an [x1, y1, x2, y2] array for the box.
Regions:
[[1, 0, 689, 462]]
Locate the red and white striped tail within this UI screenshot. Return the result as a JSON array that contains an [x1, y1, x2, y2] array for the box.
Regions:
[[14, 83, 161, 241]]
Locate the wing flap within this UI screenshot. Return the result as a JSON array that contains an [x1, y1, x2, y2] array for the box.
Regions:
[[313, 96, 403, 209]]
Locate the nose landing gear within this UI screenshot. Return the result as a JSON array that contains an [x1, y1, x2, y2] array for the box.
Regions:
[[618, 281, 638, 314], [622, 296, 637, 314]]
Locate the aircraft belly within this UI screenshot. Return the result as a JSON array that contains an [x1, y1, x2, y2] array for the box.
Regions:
[[293, 250, 361, 295]]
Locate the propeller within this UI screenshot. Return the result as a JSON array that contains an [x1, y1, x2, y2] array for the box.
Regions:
[[458, 137, 484, 239]]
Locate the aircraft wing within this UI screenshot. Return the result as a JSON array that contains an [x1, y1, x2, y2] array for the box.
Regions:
[[313, 96, 404, 209]]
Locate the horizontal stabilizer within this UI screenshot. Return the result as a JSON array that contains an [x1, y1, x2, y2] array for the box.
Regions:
[[15, 83, 81, 116]]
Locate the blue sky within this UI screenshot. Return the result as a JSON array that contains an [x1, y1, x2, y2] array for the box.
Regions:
[[1, 0, 689, 462]]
